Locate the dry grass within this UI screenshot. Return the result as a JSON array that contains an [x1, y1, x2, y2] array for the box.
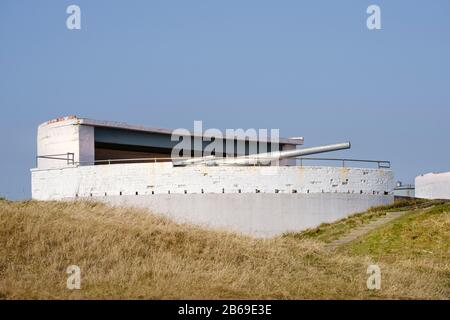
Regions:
[[0, 198, 449, 299]]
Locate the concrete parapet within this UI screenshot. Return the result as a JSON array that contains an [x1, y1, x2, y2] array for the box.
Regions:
[[31, 163, 394, 236]]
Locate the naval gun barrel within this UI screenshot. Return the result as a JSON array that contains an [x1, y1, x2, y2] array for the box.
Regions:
[[267, 142, 351, 160], [173, 141, 351, 166], [218, 141, 351, 166]]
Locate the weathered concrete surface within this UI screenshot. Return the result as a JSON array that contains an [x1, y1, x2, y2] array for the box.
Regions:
[[31, 163, 394, 199], [37, 117, 94, 168], [93, 193, 393, 237], [415, 172, 450, 200], [31, 162, 394, 237]]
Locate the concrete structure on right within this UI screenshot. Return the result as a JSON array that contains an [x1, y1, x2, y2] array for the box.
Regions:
[[415, 172, 450, 200]]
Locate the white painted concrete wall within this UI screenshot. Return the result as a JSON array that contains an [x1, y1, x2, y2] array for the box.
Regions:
[[95, 193, 393, 237], [78, 125, 95, 165], [31, 163, 394, 237], [415, 172, 450, 200], [393, 187, 415, 198], [31, 163, 394, 199], [37, 118, 94, 169], [279, 144, 296, 166]]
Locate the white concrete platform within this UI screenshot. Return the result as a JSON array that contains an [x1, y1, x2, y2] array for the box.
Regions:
[[31, 162, 394, 237]]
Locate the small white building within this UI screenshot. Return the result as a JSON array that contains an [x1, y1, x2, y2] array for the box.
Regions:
[[393, 182, 415, 198], [415, 172, 450, 200]]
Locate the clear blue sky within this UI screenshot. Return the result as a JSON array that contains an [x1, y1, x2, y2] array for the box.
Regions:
[[1, 0, 449, 199]]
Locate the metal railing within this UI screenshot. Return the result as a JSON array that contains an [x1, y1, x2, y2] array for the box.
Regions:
[[35, 154, 174, 166], [35, 153, 391, 169], [82, 157, 175, 165], [36, 153, 75, 167], [297, 157, 390, 168]]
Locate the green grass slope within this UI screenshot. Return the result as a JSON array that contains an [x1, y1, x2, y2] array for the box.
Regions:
[[0, 198, 449, 299]]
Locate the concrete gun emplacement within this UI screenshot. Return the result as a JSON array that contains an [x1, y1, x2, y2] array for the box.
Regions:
[[173, 142, 351, 167]]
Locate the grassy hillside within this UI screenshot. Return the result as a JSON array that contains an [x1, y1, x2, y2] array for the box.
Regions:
[[284, 198, 440, 243], [0, 198, 449, 299]]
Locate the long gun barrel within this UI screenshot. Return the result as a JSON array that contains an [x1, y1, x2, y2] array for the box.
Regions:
[[173, 142, 351, 166]]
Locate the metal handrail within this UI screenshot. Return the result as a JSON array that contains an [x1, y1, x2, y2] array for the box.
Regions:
[[394, 184, 414, 189], [36, 153, 391, 169], [297, 157, 390, 168], [82, 157, 176, 165], [36, 153, 75, 166]]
